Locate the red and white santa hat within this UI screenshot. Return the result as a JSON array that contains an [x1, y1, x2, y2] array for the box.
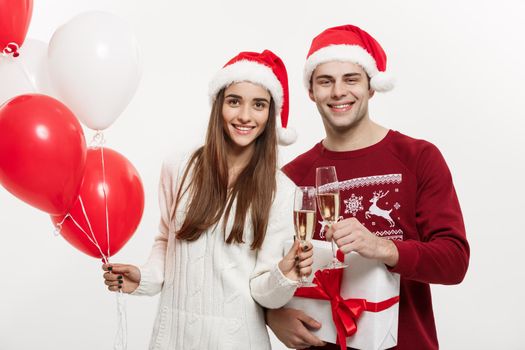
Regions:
[[304, 25, 394, 92], [209, 49, 296, 146]]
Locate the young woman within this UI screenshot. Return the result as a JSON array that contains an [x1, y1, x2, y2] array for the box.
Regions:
[[102, 50, 313, 349]]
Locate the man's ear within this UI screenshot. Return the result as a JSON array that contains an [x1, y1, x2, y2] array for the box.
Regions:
[[368, 88, 375, 99], [308, 88, 315, 102]]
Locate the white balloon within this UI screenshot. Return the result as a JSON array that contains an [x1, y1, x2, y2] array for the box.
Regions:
[[48, 11, 141, 130], [17, 39, 57, 96], [0, 58, 32, 106], [0, 39, 56, 106]]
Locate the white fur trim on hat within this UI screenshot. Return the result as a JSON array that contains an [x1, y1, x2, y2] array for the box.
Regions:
[[277, 126, 297, 146], [209, 60, 284, 115], [303, 45, 394, 92]]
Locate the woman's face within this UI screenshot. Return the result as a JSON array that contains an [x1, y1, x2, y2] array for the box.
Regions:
[[222, 81, 271, 151]]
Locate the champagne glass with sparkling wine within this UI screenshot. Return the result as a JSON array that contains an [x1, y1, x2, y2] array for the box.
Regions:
[[293, 186, 317, 287], [316, 166, 348, 269]]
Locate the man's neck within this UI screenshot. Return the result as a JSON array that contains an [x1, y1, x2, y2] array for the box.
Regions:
[[323, 120, 388, 152]]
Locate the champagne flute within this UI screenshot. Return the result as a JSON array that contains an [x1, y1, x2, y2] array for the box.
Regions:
[[293, 186, 317, 287], [316, 166, 348, 269]]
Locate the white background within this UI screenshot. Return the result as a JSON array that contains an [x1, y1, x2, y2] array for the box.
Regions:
[[1, 0, 524, 349]]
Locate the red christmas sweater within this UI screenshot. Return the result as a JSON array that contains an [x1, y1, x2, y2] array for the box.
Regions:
[[282, 130, 469, 350]]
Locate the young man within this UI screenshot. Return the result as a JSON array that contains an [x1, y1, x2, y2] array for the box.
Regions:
[[266, 25, 470, 349]]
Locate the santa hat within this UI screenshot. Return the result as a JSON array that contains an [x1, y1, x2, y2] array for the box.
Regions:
[[209, 50, 296, 146], [304, 25, 394, 92]]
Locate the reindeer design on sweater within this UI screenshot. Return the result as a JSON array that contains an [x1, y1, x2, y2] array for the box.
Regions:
[[365, 190, 395, 227]]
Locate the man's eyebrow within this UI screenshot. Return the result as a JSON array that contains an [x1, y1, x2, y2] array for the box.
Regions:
[[314, 75, 334, 80], [343, 72, 362, 78]]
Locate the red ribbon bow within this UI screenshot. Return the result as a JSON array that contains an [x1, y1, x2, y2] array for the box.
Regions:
[[294, 256, 399, 350]]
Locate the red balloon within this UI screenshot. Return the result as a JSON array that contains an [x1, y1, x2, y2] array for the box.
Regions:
[[0, 94, 87, 215], [52, 147, 144, 258], [0, 0, 33, 55]]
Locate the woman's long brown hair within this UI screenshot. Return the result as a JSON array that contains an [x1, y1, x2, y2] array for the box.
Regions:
[[174, 87, 277, 250]]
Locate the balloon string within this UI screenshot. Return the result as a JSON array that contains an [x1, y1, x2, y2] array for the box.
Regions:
[[77, 196, 109, 263], [54, 213, 97, 249], [53, 214, 71, 236], [54, 133, 128, 350], [56, 211, 127, 350], [2, 42, 20, 57], [100, 145, 111, 260], [95, 133, 127, 350], [53, 199, 108, 263], [114, 292, 128, 350], [90, 131, 106, 148]]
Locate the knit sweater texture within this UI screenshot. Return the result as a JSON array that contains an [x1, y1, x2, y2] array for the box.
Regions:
[[282, 130, 470, 350], [133, 152, 299, 350]]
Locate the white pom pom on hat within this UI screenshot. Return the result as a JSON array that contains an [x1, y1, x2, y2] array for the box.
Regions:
[[277, 125, 297, 146]]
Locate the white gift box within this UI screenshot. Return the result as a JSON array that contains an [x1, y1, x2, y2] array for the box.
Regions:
[[284, 239, 400, 350]]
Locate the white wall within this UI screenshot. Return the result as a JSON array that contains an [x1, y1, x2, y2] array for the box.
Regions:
[[1, 0, 524, 349]]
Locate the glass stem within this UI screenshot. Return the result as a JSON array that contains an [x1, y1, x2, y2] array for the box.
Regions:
[[327, 222, 338, 261], [331, 239, 337, 261]]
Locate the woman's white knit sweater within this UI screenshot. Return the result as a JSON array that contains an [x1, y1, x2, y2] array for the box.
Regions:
[[132, 153, 298, 350]]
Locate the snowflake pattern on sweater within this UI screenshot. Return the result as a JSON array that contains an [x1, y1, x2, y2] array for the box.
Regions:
[[282, 130, 470, 350]]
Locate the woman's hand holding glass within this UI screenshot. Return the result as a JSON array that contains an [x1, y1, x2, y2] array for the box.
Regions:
[[290, 186, 317, 286], [279, 238, 314, 284]]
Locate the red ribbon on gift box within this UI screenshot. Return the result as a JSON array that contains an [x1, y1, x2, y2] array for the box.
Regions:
[[294, 253, 399, 350]]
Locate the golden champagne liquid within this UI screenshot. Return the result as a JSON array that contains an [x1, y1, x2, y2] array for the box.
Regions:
[[294, 210, 315, 241], [317, 193, 340, 222]]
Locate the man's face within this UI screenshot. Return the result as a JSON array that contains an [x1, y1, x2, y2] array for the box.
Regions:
[[309, 61, 374, 135]]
